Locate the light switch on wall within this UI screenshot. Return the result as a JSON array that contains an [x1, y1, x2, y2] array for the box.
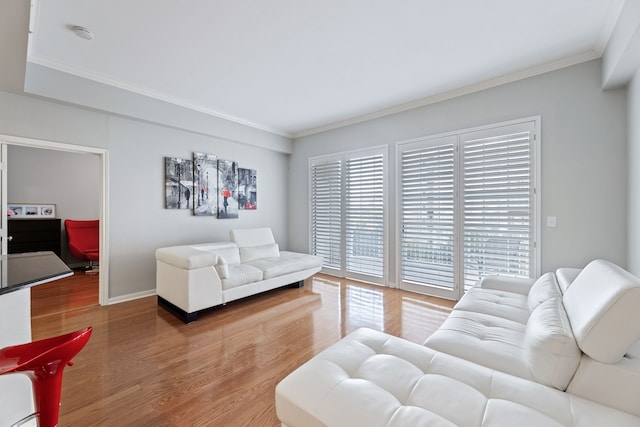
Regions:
[[547, 216, 557, 227]]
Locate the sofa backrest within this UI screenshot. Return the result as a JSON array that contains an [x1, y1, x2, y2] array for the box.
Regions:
[[526, 272, 562, 312], [230, 228, 281, 263], [563, 259, 640, 364], [524, 297, 581, 390], [207, 245, 241, 265], [230, 227, 275, 247]]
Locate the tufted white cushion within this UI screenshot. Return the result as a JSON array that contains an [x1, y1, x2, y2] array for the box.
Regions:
[[277, 328, 640, 427], [563, 259, 640, 363], [425, 277, 579, 391], [423, 310, 531, 382], [452, 287, 529, 324], [239, 243, 280, 263], [525, 298, 581, 390]]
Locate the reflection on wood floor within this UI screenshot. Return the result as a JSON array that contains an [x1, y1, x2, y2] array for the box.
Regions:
[[29, 273, 454, 426], [31, 271, 99, 319]]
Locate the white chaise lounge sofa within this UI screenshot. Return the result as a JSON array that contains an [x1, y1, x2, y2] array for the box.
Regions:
[[155, 227, 322, 322], [275, 259, 640, 426]]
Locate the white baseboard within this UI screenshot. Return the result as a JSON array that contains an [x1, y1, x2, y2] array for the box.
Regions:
[[107, 289, 156, 305]]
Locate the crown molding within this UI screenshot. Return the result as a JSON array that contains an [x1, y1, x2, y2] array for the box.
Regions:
[[293, 51, 601, 139], [27, 49, 601, 141], [26, 55, 293, 138]]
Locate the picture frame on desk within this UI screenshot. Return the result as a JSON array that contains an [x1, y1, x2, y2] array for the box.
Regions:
[[8, 203, 56, 219]]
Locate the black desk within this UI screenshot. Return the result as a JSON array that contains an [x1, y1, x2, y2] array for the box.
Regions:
[[0, 251, 72, 295]]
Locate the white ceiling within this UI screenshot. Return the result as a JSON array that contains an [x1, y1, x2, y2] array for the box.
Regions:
[[27, 0, 625, 138]]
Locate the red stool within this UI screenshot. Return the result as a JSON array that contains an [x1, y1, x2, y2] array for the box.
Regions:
[[0, 327, 92, 427]]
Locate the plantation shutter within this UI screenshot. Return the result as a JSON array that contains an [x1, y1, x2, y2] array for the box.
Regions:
[[310, 159, 342, 269], [461, 122, 534, 288], [400, 136, 456, 288], [345, 154, 385, 277]]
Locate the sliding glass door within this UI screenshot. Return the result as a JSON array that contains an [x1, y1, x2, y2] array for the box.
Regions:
[[399, 135, 457, 298], [310, 148, 387, 285], [398, 119, 537, 299]]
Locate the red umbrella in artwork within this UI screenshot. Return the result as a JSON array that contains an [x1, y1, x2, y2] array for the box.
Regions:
[[221, 189, 231, 198]]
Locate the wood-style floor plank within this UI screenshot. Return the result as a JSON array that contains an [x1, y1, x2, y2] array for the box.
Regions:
[[29, 273, 454, 426]]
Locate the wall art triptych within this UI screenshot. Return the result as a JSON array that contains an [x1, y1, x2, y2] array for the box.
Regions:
[[164, 153, 257, 219], [238, 167, 257, 210], [193, 152, 217, 216]]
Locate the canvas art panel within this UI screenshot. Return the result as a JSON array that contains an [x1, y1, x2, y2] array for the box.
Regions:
[[193, 152, 218, 216], [238, 168, 257, 210], [165, 157, 193, 209], [217, 159, 239, 219]]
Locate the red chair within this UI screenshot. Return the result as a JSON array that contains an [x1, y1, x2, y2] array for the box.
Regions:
[[65, 220, 99, 271], [0, 327, 92, 427]]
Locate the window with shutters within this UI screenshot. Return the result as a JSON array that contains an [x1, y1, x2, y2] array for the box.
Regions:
[[461, 124, 534, 289], [400, 136, 456, 289], [397, 118, 538, 299], [310, 159, 342, 270], [310, 148, 387, 285]]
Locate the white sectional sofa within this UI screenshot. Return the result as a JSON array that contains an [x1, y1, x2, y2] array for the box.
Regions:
[[155, 227, 322, 322], [275, 259, 640, 426]]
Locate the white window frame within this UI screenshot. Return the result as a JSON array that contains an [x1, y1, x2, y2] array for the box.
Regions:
[[395, 117, 541, 300]]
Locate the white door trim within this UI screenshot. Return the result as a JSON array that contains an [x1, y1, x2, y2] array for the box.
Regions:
[[0, 134, 109, 306]]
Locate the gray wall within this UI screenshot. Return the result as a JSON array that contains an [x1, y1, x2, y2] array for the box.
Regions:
[[0, 90, 291, 301], [628, 68, 640, 275], [7, 145, 100, 266], [107, 115, 289, 299], [289, 59, 628, 280]]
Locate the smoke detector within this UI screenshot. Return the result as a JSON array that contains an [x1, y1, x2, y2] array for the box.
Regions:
[[72, 25, 94, 40]]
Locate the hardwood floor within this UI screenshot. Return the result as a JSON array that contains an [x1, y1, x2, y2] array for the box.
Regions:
[[31, 271, 99, 319], [30, 273, 454, 426]]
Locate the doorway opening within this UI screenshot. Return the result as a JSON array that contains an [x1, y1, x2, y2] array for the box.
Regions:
[[0, 134, 109, 305]]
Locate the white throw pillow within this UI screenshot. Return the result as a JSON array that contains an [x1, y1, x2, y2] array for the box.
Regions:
[[215, 256, 229, 279], [239, 243, 280, 263]]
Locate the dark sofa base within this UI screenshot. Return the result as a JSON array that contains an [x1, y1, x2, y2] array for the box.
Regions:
[[158, 280, 305, 323]]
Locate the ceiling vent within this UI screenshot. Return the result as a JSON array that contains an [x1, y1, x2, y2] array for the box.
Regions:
[[72, 25, 94, 40]]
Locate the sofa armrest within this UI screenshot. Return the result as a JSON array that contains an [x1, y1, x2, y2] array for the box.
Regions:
[[156, 246, 217, 270], [155, 242, 239, 270], [476, 275, 536, 295], [156, 259, 223, 314]]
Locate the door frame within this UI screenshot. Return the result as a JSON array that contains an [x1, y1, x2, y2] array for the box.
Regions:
[[0, 134, 109, 305]]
